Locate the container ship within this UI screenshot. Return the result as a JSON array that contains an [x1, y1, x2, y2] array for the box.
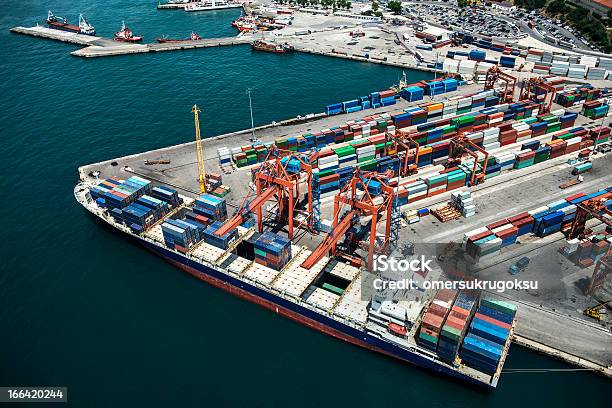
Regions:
[[46, 10, 95, 35], [74, 176, 515, 388]]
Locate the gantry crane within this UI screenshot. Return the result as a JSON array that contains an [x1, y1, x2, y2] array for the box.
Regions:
[[445, 133, 489, 186], [214, 148, 316, 239], [387, 130, 420, 177], [566, 197, 612, 240], [192, 105, 207, 194], [519, 77, 558, 114], [301, 169, 396, 271], [484, 66, 517, 103]]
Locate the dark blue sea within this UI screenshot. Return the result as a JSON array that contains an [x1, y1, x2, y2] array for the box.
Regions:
[[0, 1, 608, 406]]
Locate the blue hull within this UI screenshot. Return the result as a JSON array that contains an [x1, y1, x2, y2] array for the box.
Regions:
[[132, 235, 496, 390]]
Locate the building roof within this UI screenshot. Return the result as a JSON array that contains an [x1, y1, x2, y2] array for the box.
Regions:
[[590, 0, 612, 10]]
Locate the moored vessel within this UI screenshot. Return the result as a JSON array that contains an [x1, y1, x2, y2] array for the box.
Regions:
[[114, 21, 143, 43], [156, 32, 202, 43], [251, 40, 294, 53], [185, 0, 243, 12], [46, 10, 95, 35]]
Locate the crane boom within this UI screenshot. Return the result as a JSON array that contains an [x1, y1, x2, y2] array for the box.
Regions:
[[301, 210, 356, 270], [213, 185, 277, 237], [192, 105, 206, 194]]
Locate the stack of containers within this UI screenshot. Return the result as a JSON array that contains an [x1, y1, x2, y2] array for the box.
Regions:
[[379, 90, 396, 107], [460, 297, 515, 375], [446, 169, 467, 190], [598, 57, 612, 71], [417, 146, 433, 167], [453, 97, 470, 115], [317, 152, 339, 176], [418, 289, 458, 352], [253, 231, 292, 270], [443, 99, 458, 119], [442, 78, 458, 93], [451, 190, 476, 217], [438, 292, 476, 363], [582, 101, 609, 120], [317, 173, 340, 198], [459, 59, 476, 76], [400, 86, 424, 102], [590, 127, 611, 144], [499, 55, 515, 68], [546, 139, 567, 159], [405, 180, 428, 203], [464, 228, 502, 261], [550, 60, 569, 76], [586, 67, 606, 80], [152, 185, 181, 207], [425, 173, 447, 197], [217, 147, 232, 167], [481, 128, 498, 151], [534, 145, 551, 164], [567, 63, 587, 79], [342, 99, 361, 113], [162, 218, 203, 252], [202, 221, 238, 250], [356, 144, 376, 164], [193, 194, 227, 222], [489, 221, 518, 247], [507, 212, 535, 236], [493, 151, 515, 171], [325, 103, 343, 115]]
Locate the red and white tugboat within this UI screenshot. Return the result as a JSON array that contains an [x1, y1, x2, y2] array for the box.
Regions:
[[156, 31, 202, 43], [113, 21, 143, 43], [232, 15, 257, 32]]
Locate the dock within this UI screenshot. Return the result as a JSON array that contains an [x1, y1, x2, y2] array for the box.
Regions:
[[10, 25, 252, 58]]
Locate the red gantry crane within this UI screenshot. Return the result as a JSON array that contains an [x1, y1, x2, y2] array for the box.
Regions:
[[566, 197, 612, 240], [387, 130, 421, 177], [484, 66, 517, 103], [519, 77, 558, 114], [445, 133, 489, 186], [214, 148, 317, 239], [301, 169, 396, 271]]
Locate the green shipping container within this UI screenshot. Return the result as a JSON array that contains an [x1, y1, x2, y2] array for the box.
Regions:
[[481, 297, 517, 316]]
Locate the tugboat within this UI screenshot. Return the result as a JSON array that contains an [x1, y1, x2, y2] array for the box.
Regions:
[[113, 21, 143, 42], [232, 15, 258, 32], [46, 11, 96, 35], [156, 31, 202, 43], [251, 40, 293, 53]]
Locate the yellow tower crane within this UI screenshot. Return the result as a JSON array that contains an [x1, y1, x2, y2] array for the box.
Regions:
[[192, 104, 207, 194]]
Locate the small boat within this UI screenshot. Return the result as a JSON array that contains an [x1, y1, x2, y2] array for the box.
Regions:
[[185, 0, 243, 12], [46, 10, 96, 35], [114, 21, 142, 43], [232, 16, 257, 32], [251, 40, 293, 53], [156, 31, 202, 43]]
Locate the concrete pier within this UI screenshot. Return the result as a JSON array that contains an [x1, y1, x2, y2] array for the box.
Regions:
[[11, 25, 252, 58]]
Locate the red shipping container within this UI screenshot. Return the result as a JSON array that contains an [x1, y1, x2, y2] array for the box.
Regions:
[[474, 312, 511, 330], [487, 219, 509, 230]]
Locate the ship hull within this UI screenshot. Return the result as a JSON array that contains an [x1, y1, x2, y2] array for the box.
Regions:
[[81, 204, 494, 390], [47, 21, 94, 35]]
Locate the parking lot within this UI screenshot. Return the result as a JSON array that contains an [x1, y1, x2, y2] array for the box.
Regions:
[[406, 3, 522, 39], [506, 9, 600, 52]]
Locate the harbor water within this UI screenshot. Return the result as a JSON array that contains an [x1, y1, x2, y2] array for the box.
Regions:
[[0, 0, 608, 406]]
